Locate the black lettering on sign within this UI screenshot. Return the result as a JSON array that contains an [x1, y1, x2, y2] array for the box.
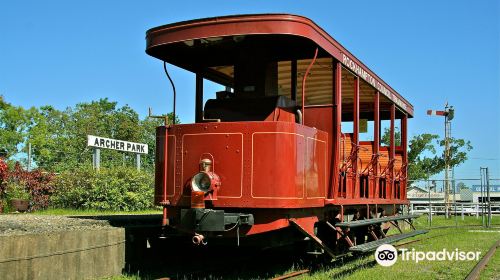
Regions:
[[94, 138, 99, 146], [110, 141, 116, 149], [127, 143, 131, 151], [99, 139, 105, 147], [140, 145, 145, 153], [105, 140, 110, 148], [120, 142, 125, 150]]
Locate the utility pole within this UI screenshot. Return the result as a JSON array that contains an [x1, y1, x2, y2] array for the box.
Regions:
[[486, 168, 491, 228], [480, 167, 491, 227], [482, 167, 492, 228], [453, 168, 457, 226], [428, 178, 432, 226], [427, 103, 454, 218], [27, 143, 32, 172], [480, 169, 485, 226]]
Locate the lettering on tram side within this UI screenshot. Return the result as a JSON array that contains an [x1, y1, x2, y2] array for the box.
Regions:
[[87, 135, 148, 154], [341, 53, 408, 111]]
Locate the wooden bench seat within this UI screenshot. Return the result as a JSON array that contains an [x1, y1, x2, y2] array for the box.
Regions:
[[335, 214, 420, 228]]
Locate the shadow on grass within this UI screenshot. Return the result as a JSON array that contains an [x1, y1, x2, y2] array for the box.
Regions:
[[302, 253, 378, 280], [69, 214, 321, 279], [75, 214, 500, 279]]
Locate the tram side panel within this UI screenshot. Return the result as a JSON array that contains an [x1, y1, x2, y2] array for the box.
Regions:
[[154, 121, 328, 209]]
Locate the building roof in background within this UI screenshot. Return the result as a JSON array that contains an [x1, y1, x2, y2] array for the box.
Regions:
[[471, 185, 500, 192]]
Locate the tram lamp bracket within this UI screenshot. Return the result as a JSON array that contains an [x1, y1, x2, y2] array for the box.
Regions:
[[447, 106, 454, 121]]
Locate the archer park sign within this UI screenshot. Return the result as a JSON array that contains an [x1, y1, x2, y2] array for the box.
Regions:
[[87, 135, 148, 154]]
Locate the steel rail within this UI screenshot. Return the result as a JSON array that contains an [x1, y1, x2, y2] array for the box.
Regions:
[[272, 269, 310, 280], [393, 232, 450, 248], [465, 238, 500, 280]]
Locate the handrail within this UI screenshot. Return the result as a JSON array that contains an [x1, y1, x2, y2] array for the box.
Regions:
[[301, 47, 318, 124], [361, 153, 381, 175], [395, 162, 408, 181], [340, 142, 364, 174], [379, 158, 395, 178]]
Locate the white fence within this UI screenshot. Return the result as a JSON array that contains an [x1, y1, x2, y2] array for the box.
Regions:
[[410, 202, 500, 218]]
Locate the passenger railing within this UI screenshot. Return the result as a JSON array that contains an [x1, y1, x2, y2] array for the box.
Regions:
[[361, 152, 382, 176]]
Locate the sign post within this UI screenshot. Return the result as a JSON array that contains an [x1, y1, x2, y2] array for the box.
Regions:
[[87, 135, 148, 171], [136, 154, 141, 171], [92, 148, 101, 171]]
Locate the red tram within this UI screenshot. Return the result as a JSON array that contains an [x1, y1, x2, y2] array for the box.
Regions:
[[146, 14, 425, 254]]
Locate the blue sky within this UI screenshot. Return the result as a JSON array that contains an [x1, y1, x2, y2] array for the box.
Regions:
[[1, 0, 499, 179]]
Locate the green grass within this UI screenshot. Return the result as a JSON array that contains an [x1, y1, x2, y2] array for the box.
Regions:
[[413, 214, 500, 229], [480, 241, 500, 280], [103, 215, 500, 280], [300, 227, 500, 280], [30, 208, 161, 216]]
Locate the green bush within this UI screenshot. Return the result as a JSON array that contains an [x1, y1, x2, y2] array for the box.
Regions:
[[52, 167, 154, 211], [5, 180, 31, 200]]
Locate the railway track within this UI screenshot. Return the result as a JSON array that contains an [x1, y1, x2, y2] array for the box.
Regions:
[[271, 269, 310, 280], [394, 232, 451, 248], [465, 238, 500, 280], [270, 230, 451, 279], [150, 225, 496, 279]]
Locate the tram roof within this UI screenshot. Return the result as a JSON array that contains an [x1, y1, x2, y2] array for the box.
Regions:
[[146, 14, 413, 116]]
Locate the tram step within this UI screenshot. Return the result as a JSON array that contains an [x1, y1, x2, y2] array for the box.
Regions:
[[349, 229, 428, 253], [336, 214, 420, 228]]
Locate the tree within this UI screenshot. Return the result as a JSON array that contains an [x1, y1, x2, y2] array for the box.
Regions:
[[407, 134, 441, 181], [27, 98, 179, 172], [28, 105, 70, 170], [139, 112, 178, 172], [381, 127, 401, 147], [381, 129, 473, 181], [456, 181, 468, 191], [0, 96, 34, 159]]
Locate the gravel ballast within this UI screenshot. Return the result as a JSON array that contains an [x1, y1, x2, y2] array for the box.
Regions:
[[0, 215, 112, 236]]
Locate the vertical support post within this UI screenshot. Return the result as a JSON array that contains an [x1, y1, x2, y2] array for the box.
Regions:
[[352, 76, 359, 199], [480, 168, 485, 226], [444, 113, 450, 218], [332, 62, 342, 199], [195, 74, 203, 123], [389, 103, 395, 199], [93, 148, 100, 171], [27, 143, 32, 172], [136, 154, 141, 171], [374, 92, 380, 198], [453, 169, 457, 226], [401, 114, 408, 200], [486, 167, 491, 228], [428, 178, 432, 226], [161, 126, 169, 227], [291, 60, 297, 101], [461, 203, 464, 220]]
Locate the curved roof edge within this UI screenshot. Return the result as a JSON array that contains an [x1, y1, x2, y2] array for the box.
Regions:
[[146, 14, 413, 116]]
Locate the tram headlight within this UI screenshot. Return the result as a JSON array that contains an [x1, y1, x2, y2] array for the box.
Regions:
[[190, 159, 221, 205], [191, 172, 212, 193]]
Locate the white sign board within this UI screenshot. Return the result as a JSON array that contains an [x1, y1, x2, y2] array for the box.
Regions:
[[87, 135, 148, 154]]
